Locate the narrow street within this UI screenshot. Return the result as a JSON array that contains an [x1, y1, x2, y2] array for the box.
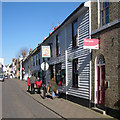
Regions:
[[2, 78, 61, 118], [1, 78, 114, 119]]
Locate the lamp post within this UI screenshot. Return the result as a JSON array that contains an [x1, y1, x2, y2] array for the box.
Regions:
[[41, 45, 51, 99]]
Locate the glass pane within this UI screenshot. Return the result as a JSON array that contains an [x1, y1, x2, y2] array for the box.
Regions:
[[105, 8, 109, 24], [74, 21, 77, 35], [97, 55, 105, 65]]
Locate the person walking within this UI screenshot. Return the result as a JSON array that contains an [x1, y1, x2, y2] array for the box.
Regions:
[[27, 76, 30, 92], [36, 77, 42, 94], [47, 78, 58, 100], [29, 74, 36, 94]]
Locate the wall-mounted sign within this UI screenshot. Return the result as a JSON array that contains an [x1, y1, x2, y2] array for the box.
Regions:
[[41, 46, 51, 58], [83, 38, 99, 49]]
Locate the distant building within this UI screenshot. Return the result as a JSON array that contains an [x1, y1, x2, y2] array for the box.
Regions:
[[0, 58, 4, 73]]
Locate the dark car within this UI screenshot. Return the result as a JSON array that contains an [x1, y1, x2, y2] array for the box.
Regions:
[[0, 74, 4, 82]]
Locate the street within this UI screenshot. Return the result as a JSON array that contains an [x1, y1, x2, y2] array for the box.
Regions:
[[2, 78, 61, 118], [1, 78, 114, 119]]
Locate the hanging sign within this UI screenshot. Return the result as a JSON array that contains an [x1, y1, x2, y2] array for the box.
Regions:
[[41, 62, 49, 71], [83, 38, 99, 49], [41, 46, 51, 58]]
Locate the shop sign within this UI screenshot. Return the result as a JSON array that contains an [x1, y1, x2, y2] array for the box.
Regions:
[[41, 46, 51, 58], [83, 38, 99, 49]]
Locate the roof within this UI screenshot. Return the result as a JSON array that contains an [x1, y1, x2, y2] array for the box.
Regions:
[[42, 2, 85, 44]]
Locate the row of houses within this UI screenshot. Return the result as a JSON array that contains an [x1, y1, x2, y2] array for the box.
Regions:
[[19, 1, 120, 119]]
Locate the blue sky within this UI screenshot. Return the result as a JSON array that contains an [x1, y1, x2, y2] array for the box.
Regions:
[[2, 2, 82, 65]]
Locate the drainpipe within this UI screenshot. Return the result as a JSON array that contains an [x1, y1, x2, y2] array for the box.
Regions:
[[84, 0, 92, 108], [98, 0, 101, 28], [65, 27, 68, 99]]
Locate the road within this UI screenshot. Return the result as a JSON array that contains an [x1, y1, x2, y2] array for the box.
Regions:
[[2, 78, 61, 118]]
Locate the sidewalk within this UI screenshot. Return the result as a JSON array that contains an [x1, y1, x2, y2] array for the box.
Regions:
[[27, 91, 113, 119], [17, 79, 114, 119]]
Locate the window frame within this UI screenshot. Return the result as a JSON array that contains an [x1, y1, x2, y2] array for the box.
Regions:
[[72, 58, 78, 88], [101, 2, 109, 26], [72, 19, 78, 49]]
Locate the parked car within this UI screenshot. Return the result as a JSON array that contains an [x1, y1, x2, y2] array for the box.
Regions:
[[4, 75, 8, 79], [10, 74, 12, 78], [0, 74, 4, 82]]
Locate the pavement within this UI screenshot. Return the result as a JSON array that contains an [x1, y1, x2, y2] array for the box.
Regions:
[[15, 79, 115, 119]]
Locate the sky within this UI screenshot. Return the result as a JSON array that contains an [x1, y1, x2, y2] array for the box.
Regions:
[[2, 2, 82, 65]]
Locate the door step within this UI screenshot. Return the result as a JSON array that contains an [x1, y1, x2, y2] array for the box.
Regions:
[[92, 107, 106, 115]]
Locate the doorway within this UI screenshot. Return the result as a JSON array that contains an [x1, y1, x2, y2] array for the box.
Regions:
[[95, 54, 105, 106]]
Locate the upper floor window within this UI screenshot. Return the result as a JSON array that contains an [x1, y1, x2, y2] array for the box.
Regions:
[[39, 58, 40, 65], [33, 57, 35, 66], [72, 19, 78, 48], [101, 2, 109, 26], [36, 55, 38, 66], [56, 35, 60, 56]]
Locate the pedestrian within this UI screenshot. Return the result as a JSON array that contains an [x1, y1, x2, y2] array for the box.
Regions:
[[47, 78, 58, 100], [36, 77, 42, 94], [27, 76, 30, 92], [29, 74, 36, 94]]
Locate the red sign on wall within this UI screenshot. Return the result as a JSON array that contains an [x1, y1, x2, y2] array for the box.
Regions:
[[83, 38, 99, 49]]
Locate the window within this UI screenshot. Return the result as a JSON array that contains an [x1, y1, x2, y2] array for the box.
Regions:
[[72, 58, 78, 87], [39, 58, 40, 65], [56, 35, 60, 56], [36, 55, 37, 66], [55, 63, 62, 85], [33, 57, 35, 66], [101, 2, 109, 26], [49, 65, 54, 79], [72, 19, 78, 48]]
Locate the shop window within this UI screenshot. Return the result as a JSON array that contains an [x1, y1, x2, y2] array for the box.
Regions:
[[38, 71, 42, 79], [101, 2, 109, 26], [49, 65, 54, 79], [55, 63, 62, 85], [61, 69, 66, 84], [72, 19, 78, 48], [72, 58, 78, 87]]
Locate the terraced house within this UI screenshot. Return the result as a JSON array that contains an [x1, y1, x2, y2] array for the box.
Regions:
[[42, 1, 91, 106], [91, 1, 120, 119], [21, 1, 119, 119]]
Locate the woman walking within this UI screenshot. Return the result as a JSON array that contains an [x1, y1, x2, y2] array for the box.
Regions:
[[47, 78, 58, 100]]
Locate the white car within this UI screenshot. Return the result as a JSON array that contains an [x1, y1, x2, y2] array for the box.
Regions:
[[0, 74, 4, 82]]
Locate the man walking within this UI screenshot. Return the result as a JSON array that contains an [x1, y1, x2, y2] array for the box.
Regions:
[[29, 74, 36, 94]]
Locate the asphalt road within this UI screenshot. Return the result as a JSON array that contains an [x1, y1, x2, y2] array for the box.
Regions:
[[2, 78, 61, 118]]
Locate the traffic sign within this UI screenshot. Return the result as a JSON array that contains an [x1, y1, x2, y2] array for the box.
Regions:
[[41, 62, 49, 71]]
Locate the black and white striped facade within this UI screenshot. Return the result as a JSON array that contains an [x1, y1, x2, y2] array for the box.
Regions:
[[43, 2, 91, 100]]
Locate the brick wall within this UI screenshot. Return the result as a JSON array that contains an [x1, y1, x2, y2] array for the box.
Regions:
[[91, 24, 120, 110], [91, 2, 120, 111]]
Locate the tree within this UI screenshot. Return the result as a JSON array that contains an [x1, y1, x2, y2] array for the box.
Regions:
[[16, 47, 28, 59], [20, 48, 28, 58]]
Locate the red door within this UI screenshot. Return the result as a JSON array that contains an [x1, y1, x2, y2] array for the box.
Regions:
[[98, 65, 105, 106]]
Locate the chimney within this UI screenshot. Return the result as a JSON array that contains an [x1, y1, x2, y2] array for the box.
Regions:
[[29, 48, 32, 55], [54, 26, 57, 30], [44, 37, 47, 40]]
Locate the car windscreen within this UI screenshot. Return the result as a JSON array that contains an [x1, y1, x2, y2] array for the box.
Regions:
[[0, 75, 3, 78]]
